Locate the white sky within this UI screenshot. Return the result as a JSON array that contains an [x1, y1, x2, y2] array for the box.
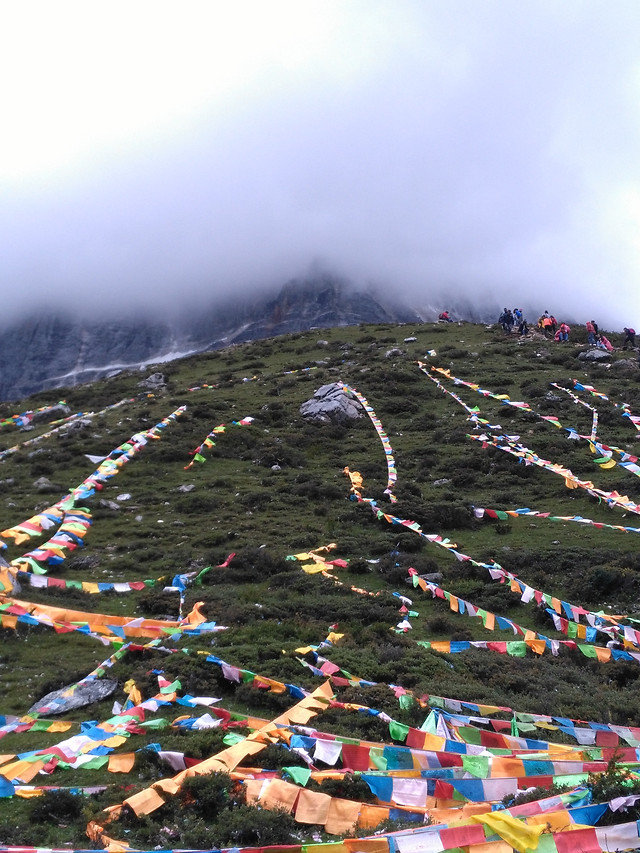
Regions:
[[2, 0, 639, 326]]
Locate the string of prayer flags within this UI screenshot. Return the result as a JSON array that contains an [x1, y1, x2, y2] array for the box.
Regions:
[[422, 364, 640, 488], [341, 384, 397, 502], [298, 648, 640, 747], [346, 483, 634, 649], [184, 416, 254, 469], [15, 570, 161, 596], [10, 507, 92, 570], [469, 430, 640, 513], [474, 505, 640, 535], [287, 543, 347, 573], [0, 405, 186, 591], [287, 543, 378, 597], [89, 681, 335, 838], [0, 397, 135, 464], [573, 379, 640, 432], [410, 572, 640, 658], [551, 383, 599, 441], [0, 401, 70, 430], [0, 641, 133, 741], [0, 596, 227, 643]]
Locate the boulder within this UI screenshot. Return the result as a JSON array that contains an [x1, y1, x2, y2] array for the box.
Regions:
[[300, 383, 364, 424], [32, 476, 61, 493], [577, 349, 611, 362], [29, 678, 118, 716], [66, 417, 94, 431], [612, 359, 638, 371], [405, 572, 443, 584], [30, 404, 71, 425], [137, 372, 166, 390], [99, 499, 121, 511]]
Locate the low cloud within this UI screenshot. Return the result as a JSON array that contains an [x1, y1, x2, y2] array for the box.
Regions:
[[1, 1, 639, 329]]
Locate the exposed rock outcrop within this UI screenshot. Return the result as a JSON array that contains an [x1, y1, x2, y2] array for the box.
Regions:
[[0, 276, 421, 401], [29, 679, 119, 716], [577, 349, 611, 362], [300, 383, 364, 423]]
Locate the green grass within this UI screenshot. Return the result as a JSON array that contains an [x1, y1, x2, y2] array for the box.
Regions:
[[1, 321, 640, 844]]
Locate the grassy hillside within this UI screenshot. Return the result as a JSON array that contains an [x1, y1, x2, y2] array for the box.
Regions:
[[1, 320, 640, 848]]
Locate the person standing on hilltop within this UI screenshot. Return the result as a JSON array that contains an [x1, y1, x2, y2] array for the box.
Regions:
[[499, 308, 514, 334], [623, 327, 636, 348], [586, 320, 596, 345]]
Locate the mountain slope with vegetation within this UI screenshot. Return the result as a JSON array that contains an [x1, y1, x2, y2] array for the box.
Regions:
[[1, 320, 640, 849]]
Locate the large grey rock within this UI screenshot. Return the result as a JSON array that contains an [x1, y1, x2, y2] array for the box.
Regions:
[[578, 349, 611, 362], [137, 372, 166, 390], [30, 404, 72, 425], [99, 499, 121, 511], [612, 359, 638, 371], [66, 417, 94, 431], [300, 383, 364, 423], [32, 476, 61, 493], [29, 679, 118, 716]]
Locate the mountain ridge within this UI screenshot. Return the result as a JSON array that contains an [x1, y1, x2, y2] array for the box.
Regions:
[[0, 276, 427, 402]]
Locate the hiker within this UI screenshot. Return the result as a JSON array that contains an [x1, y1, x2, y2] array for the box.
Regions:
[[439, 310, 453, 322], [540, 314, 553, 337], [623, 327, 636, 348], [518, 317, 529, 336], [549, 315, 558, 335], [555, 322, 570, 342], [513, 308, 523, 325], [597, 334, 614, 352], [585, 320, 597, 345], [499, 308, 513, 335]]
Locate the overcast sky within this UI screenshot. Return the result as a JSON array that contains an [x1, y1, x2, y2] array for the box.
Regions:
[[2, 0, 639, 327]]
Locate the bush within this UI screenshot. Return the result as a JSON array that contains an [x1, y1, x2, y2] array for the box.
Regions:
[[31, 790, 83, 824], [181, 772, 232, 820], [211, 805, 302, 847], [588, 757, 640, 825]]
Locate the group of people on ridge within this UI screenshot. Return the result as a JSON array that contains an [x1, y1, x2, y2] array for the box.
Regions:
[[536, 311, 572, 342], [442, 308, 635, 352], [498, 308, 528, 336], [584, 319, 615, 351]]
